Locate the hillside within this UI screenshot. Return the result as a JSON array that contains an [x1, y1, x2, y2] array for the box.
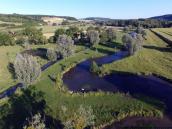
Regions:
[[0, 14, 77, 24], [150, 14, 172, 21]]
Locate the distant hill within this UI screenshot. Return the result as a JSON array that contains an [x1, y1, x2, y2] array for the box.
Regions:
[[150, 14, 172, 21], [0, 14, 77, 24], [84, 17, 112, 21]]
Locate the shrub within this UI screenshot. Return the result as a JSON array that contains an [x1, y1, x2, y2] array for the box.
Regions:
[[14, 54, 41, 86], [100, 31, 108, 43], [63, 105, 95, 129], [48, 36, 55, 43], [87, 30, 100, 47], [0, 32, 15, 46], [23, 113, 46, 129], [106, 28, 117, 42], [46, 48, 58, 62], [90, 61, 101, 75]]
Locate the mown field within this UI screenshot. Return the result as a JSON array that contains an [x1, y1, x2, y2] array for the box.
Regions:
[[0, 44, 56, 93], [151, 28, 172, 43], [102, 30, 172, 80]]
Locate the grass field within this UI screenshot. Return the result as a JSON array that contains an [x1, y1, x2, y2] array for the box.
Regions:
[[152, 28, 172, 42], [0, 44, 56, 93], [101, 30, 172, 80]]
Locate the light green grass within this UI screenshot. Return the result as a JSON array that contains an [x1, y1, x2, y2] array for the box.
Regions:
[[102, 30, 172, 80], [0, 44, 56, 93], [152, 28, 172, 41]]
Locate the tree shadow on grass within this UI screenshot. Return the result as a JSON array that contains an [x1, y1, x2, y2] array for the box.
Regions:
[[0, 87, 63, 129], [22, 48, 48, 60], [143, 45, 172, 52], [7, 62, 15, 79]]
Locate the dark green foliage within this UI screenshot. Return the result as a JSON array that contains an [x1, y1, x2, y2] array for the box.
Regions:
[[0, 87, 46, 129], [87, 30, 100, 47], [15, 37, 26, 45], [23, 27, 47, 44], [0, 33, 15, 46], [54, 28, 66, 41], [48, 36, 55, 43], [96, 19, 171, 28], [123, 26, 130, 32], [90, 61, 101, 74], [100, 31, 108, 43], [106, 28, 117, 42], [66, 26, 79, 38]]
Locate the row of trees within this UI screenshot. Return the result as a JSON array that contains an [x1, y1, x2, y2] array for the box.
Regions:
[[0, 27, 47, 46], [96, 19, 172, 28]]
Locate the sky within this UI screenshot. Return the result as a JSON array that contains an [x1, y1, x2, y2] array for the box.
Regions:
[[0, 0, 171, 19]]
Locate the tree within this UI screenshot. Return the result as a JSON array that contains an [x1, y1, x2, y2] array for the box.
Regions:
[[63, 105, 95, 129], [23, 113, 46, 129], [123, 26, 129, 32], [14, 54, 41, 86], [66, 26, 79, 38], [46, 48, 58, 62], [90, 61, 101, 75], [54, 28, 66, 41], [100, 31, 108, 43], [57, 35, 75, 58], [23, 27, 47, 45], [87, 30, 100, 47], [122, 34, 133, 50], [122, 34, 143, 55], [106, 28, 117, 42]]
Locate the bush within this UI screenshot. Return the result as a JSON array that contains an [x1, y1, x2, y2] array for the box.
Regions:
[[48, 36, 55, 43], [87, 30, 100, 47], [23, 113, 46, 129], [14, 54, 41, 86], [106, 28, 117, 42], [46, 48, 58, 62], [90, 61, 101, 75], [15, 37, 26, 45], [0, 32, 15, 46], [62, 105, 95, 129]]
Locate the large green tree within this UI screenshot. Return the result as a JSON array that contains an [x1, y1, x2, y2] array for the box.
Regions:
[[57, 35, 75, 58], [14, 54, 41, 86], [23, 27, 47, 45], [87, 30, 100, 47]]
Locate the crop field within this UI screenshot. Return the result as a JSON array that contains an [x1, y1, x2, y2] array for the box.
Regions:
[[151, 28, 172, 43]]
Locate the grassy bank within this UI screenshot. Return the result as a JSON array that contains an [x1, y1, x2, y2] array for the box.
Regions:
[[0, 44, 56, 93], [101, 30, 172, 80]]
